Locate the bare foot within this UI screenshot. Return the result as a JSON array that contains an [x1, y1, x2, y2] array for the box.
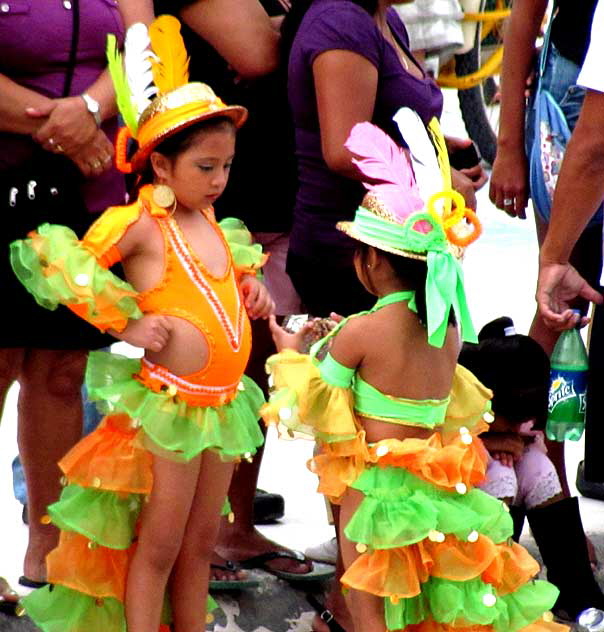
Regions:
[[217, 528, 313, 575]]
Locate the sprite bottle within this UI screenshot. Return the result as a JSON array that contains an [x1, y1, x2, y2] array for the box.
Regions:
[[546, 310, 589, 441]]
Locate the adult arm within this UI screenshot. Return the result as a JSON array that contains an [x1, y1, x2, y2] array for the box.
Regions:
[[489, 0, 548, 217], [0, 74, 54, 135], [536, 88, 604, 328], [313, 50, 378, 178], [313, 51, 479, 210], [178, 0, 280, 78], [117, 0, 155, 27], [25, 0, 155, 153]]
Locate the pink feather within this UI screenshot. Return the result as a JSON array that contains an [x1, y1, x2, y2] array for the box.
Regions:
[[345, 122, 424, 222]]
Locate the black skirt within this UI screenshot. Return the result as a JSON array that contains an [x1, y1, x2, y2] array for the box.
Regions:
[[0, 152, 111, 349]]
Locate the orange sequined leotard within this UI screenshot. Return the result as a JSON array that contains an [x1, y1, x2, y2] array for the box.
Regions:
[[82, 185, 253, 406]]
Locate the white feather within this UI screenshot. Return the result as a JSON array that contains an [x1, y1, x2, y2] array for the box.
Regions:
[[393, 107, 442, 202], [124, 23, 158, 116]]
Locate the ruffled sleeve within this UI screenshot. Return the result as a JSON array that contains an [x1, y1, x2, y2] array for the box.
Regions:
[[218, 217, 268, 278], [441, 365, 494, 439], [261, 349, 359, 443], [10, 201, 144, 333]]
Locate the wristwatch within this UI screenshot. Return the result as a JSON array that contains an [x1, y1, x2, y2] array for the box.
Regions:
[[81, 92, 102, 127]]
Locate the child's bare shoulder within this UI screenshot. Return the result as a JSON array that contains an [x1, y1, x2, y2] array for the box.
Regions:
[[329, 313, 371, 368]]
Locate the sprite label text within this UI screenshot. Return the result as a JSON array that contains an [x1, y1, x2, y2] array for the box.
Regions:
[[548, 369, 587, 422]]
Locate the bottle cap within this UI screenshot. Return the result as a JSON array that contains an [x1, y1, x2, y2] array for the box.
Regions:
[[577, 607, 604, 630]]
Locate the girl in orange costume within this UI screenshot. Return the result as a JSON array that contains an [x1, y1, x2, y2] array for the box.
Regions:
[[10, 16, 272, 632]]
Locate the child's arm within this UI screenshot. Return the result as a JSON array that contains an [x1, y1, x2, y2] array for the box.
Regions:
[[10, 202, 145, 334]]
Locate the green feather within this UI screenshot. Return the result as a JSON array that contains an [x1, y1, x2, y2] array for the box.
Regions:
[[106, 35, 138, 135]]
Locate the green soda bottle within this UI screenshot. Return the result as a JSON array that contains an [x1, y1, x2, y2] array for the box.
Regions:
[[546, 310, 589, 441]]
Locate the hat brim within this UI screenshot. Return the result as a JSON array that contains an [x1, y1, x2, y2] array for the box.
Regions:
[[336, 221, 428, 262], [131, 105, 248, 172]]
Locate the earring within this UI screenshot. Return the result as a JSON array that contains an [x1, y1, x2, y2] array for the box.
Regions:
[[366, 264, 371, 269], [152, 184, 176, 210]]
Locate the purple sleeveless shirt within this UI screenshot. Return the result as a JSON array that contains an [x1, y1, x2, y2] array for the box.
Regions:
[[288, 0, 443, 259]]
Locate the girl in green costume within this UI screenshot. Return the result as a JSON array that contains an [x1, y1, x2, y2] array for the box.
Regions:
[[262, 114, 568, 632]]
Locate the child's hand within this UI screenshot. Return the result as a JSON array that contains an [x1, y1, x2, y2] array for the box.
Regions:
[[481, 432, 525, 467], [240, 276, 275, 320], [111, 314, 172, 352], [268, 314, 314, 352]]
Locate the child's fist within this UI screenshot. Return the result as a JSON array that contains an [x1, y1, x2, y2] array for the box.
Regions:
[[111, 314, 172, 352], [240, 276, 275, 320], [268, 314, 315, 352]]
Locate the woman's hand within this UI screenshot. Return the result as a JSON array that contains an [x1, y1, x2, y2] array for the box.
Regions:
[[451, 168, 478, 211], [268, 314, 314, 352], [446, 137, 488, 191], [489, 145, 530, 218], [110, 315, 172, 352], [70, 129, 114, 177], [27, 96, 98, 155], [240, 275, 275, 319]]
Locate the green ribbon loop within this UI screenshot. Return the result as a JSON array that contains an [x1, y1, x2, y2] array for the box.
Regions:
[[426, 251, 477, 347]]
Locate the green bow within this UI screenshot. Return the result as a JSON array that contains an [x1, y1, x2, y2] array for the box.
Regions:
[[425, 250, 477, 347]]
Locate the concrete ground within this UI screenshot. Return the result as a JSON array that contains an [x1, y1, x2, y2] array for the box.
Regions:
[[1, 89, 604, 631]]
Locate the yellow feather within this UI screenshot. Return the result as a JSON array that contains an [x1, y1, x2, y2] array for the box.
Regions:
[[427, 117, 452, 191], [149, 15, 189, 94]]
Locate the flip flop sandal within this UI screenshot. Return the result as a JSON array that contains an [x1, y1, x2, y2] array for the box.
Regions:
[[239, 550, 335, 583], [0, 578, 19, 616], [209, 561, 259, 591], [306, 593, 347, 632], [18, 576, 48, 590]]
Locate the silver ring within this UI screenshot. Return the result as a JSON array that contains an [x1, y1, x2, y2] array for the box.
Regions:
[[503, 197, 513, 206]]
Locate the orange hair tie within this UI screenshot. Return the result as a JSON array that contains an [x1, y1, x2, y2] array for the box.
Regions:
[[446, 208, 482, 248], [115, 126, 134, 174]]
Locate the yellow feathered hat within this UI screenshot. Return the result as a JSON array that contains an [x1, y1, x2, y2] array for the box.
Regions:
[[107, 15, 247, 173]]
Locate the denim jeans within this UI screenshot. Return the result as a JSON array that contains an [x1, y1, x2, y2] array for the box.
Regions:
[[526, 43, 603, 223], [12, 384, 104, 505]]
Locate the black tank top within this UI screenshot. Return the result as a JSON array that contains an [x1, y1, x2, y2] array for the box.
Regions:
[[550, 0, 597, 66]]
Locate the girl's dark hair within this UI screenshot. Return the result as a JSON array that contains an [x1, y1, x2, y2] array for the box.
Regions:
[[133, 116, 236, 194], [281, 0, 379, 64], [458, 317, 550, 427], [356, 243, 456, 330]]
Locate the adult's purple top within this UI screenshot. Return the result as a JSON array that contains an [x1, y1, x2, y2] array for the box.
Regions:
[[287, 0, 443, 259]]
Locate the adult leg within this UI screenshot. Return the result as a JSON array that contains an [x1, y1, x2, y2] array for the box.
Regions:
[[125, 454, 201, 632], [0, 348, 25, 605], [170, 452, 235, 632], [17, 348, 86, 583]]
